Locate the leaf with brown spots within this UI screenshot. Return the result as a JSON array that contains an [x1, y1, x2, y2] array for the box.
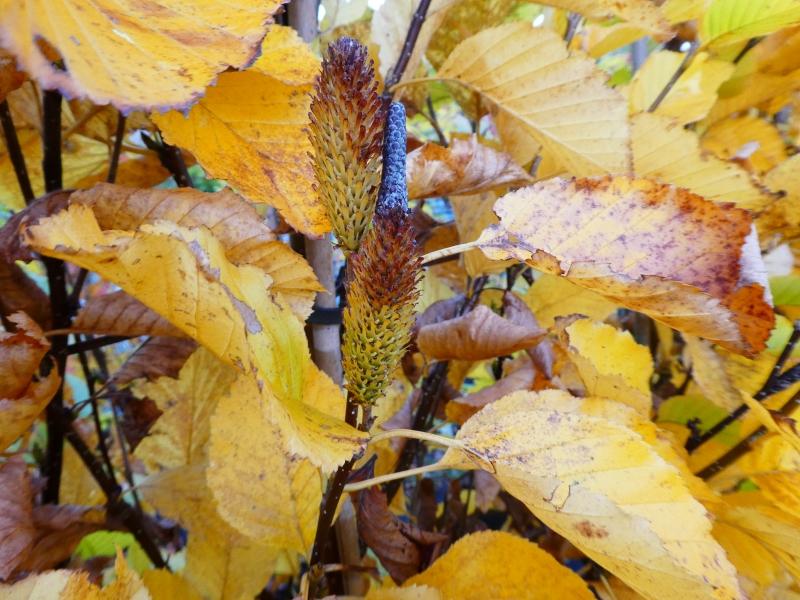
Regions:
[[153, 26, 330, 236], [357, 486, 447, 584], [0, 0, 283, 112], [417, 304, 546, 361], [112, 337, 197, 385], [406, 136, 531, 200], [478, 176, 774, 356], [439, 390, 743, 599]]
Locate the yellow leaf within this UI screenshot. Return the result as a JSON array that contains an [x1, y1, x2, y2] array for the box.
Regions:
[[435, 22, 630, 176], [0, 312, 60, 452], [701, 0, 800, 48], [74, 154, 172, 190], [25, 205, 365, 470], [207, 373, 322, 554], [0, 0, 282, 112], [632, 112, 774, 212], [522, 274, 616, 328], [403, 530, 595, 599], [627, 51, 734, 123], [585, 22, 648, 58], [759, 154, 800, 242], [478, 176, 774, 356], [134, 347, 236, 472], [683, 336, 773, 412], [751, 471, 800, 520], [70, 183, 323, 320], [153, 26, 329, 236], [0, 132, 108, 211], [407, 136, 531, 200], [564, 318, 653, 416], [450, 192, 513, 278], [368, 586, 444, 600], [534, 0, 673, 39], [441, 390, 742, 599], [142, 571, 201, 600], [701, 115, 788, 175]]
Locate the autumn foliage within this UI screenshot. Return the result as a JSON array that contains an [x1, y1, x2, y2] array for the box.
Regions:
[[3, 0, 800, 599]]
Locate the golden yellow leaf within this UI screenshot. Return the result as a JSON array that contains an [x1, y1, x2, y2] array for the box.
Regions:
[[184, 512, 279, 600], [478, 176, 774, 355], [701, 0, 800, 48], [25, 205, 365, 470], [74, 154, 172, 190], [435, 22, 630, 176], [523, 273, 616, 328], [534, 0, 673, 39], [449, 192, 513, 278], [153, 26, 329, 236], [367, 586, 444, 600], [632, 112, 773, 212], [585, 22, 648, 58], [701, 115, 788, 175], [759, 154, 800, 242], [712, 521, 783, 589], [134, 347, 236, 472], [0, 0, 282, 112], [71, 183, 323, 320], [142, 571, 201, 600], [441, 390, 742, 599], [0, 313, 60, 452], [60, 423, 104, 507], [0, 131, 108, 211], [627, 51, 734, 123], [751, 471, 800, 520], [71, 291, 185, 338], [407, 136, 531, 200], [564, 318, 653, 416], [403, 530, 594, 599], [207, 373, 322, 554], [683, 336, 773, 412], [52, 548, 151, 599]]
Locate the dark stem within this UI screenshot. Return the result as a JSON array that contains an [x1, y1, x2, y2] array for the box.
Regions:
[[686, 321, 800, 452], [107, 112, 127, 183], [733, 37, 762, 64], [695, 390, 800, 480], [110, 394, 147, 515], [307, 397, 360, 597], [41, 89, 69, 505], [423, 96, 447, 146], [141, 132, 192, 187], [384, 0, 433, 92], [0, 99, 35, 202], [62, 411, 167, 568], [64, 335, 131, 355], [647, 41, 699, 112], [563, 13, 581, 45]]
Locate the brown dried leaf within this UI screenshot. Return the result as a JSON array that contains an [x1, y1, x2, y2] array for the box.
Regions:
[[473, 470, 501, 512], [21, 505, 105, 574], [0, 262, 49, 329], [479, 176, 774, 356], [0, 457, 34, 580], [407, 136, 531, 199], [0, 48, 24, 103], [417, 305, 546, 361], [111, 337, 198, 385], [357, 487, 447, 584], [72, 291, 185, 338], [115, 393, 163, 453]]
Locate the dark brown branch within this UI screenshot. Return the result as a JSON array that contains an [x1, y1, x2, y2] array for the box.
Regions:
[[0, 99, 35, 202], [384, 0, 433, 93], [141, 132, 192, 187], [64, 335, 131, 356], [41, 89, 69, 504], [686, 321, 800, 452], [107, 112, 126, 184], [648, 41, 699, 112], [563, 12, 581, 46]]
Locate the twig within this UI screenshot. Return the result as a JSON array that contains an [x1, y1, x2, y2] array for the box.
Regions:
[[686, 321, 800, 452], [647, 41, 699, 112], [41, 89, 69, 505], [107, 112, 126, 183], [563, 13, 581, 46], [694, 390, 800, 480], [141, 132, 191, 187], [384, 0, 433, 93], [733, 37, 762, 64], [423, 96, 448, 146], [0, 99, 35, 202], [64, 335, 131, 355]]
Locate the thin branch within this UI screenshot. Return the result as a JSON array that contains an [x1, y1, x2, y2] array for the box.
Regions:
[[0, 100, 35, 202], [64, 335, 131, 355], [422, 239, 482, 264], [686, 321, 800, 452], [647, 41, 699, 112], [563, 12, 582, 46], [733, 37, 762, 64], [107, 112, 126, 183], [384, 0, 433, 93], [141, 132, 191, 187], [344, 464, 448, 493], [422, 96, 447, 146]]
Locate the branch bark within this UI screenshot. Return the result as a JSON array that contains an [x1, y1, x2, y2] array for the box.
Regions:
[[0, 100, 35, 202]]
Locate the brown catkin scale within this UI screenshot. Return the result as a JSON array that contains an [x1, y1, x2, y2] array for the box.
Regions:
[[308, 37, 385, 253], [343, 101, 421, 407]]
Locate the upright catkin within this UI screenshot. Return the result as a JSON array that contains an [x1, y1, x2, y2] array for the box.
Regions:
[[308, 37, 385, 253], [343, 103, 422, 407]]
